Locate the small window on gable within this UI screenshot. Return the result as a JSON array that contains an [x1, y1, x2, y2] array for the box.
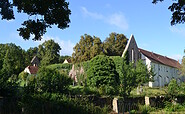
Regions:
[[131, 49, 134, 63]]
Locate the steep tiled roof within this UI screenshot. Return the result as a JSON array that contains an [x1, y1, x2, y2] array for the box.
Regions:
[[27, 66, 39, 74], [139, 48, 181, 68]]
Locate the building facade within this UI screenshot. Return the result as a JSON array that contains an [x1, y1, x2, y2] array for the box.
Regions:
[[122, 35, 183, 87]]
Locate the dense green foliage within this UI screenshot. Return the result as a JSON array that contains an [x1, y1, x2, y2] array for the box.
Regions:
[[0, 43, 27, 77], [0, 43, 28, 97], [26, 47, 39, 65], [36, 67, 72, 93], [135, 60, 155, 86], [103, 32, 127, 56], [164, 101, 185, 112], [111, 56, 152, 96], [0, 0, 71, 40], [39, 39, 61, 66], [72, 34, 104, 63], [47, 63, 72, 74], [167, 79, 180, 100], [86, 55, 119, 88], [47, 63, 72, 70], [180, 51, 185, 76], [20, 93, 109, 114], [153, 0, 185, 25], [72, 32, 128, 63]]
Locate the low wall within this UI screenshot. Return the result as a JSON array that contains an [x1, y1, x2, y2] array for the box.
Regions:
[[112, 96, 185, 113]]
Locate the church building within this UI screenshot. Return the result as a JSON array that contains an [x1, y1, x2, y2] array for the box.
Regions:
[[122, 35, 183, 87]]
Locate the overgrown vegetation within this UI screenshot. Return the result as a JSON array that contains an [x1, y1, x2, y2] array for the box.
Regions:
[[1, 42, 185, 113]]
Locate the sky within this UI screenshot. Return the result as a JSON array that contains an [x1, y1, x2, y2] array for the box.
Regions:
[[0, 0, 185, 61]]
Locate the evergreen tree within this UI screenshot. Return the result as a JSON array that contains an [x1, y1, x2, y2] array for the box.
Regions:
[[86, 55, 119, 88], [39, 39, 61, 66]]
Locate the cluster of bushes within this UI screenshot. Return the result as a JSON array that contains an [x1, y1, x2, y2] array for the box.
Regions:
[[72, 55, 153, 97], [20, 93, 109, 114], [0, 64, 111, 114]]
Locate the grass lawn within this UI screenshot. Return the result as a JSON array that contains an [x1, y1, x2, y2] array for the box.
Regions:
[[130, 86, 167, 97]]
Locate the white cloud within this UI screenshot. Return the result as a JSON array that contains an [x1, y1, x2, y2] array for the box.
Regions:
[[81, 7, 129, 30], [169, 54, 183, 61], [9, 33, 75, 56], [81, 7, 103, 20], [106, 13, 129, 30], [40, 36, 75, 56], [169, 27, 185, 36]]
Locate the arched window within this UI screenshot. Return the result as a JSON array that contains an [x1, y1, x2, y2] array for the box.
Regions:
[[132, 49, 134, 63]]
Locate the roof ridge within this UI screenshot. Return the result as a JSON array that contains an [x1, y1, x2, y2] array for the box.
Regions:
[[139, 48, 180, 68]]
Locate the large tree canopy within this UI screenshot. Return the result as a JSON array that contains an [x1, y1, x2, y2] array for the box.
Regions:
[[0, 0, 71, 40], [103, 32, 128, 56], [38, 39, 61, 66], [153, 0, 185, 25], [72, 34, 104, 63], [72, 33, 128, 63]]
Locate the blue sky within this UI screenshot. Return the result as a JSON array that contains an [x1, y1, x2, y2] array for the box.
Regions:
[[0, 0, 185, 60]]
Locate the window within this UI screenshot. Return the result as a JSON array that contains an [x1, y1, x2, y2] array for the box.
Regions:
[[132, 49, 134, 63]]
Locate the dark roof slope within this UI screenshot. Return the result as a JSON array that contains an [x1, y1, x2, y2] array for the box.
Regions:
[[28, 66, 39, 74], [139, 48, 180, 68]]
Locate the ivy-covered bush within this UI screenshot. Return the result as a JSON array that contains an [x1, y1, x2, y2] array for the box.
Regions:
[[86, 55, 119, 89], [36, 67, 72, 93]]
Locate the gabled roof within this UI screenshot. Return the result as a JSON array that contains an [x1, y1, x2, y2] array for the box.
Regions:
[[27, 66, 39, 74], [122, 34, 137, 57], [139, 48, 181, 68], [31, 56, 39, 63]]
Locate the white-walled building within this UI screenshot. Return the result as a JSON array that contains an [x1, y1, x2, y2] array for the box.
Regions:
[[122, 35, 183, 87]]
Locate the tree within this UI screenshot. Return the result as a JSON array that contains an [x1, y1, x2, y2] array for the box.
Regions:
[[36, 67, 72, 93], [27, 47, 38, 59], [2, 43, 26, 77], [103, 32, 128, 56], [90, 37, 104, 58], [135, 60, 155, 94], [153, 0, 185, 25], [119, 60, 136, 97], [72, 34, 104, 63], [86, 55, 119, 88], [167, 79, 180, 100], [180, 53, 185, 76], [0, 0, 71, 40], [38, 39, 61, 66]]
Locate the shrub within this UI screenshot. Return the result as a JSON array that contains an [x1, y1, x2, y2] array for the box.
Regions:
[[86, 55, 119, 88], [138, 105, 156, 114], [21, 93, 109, 114], [164, 101, 185, 112], [36, 67, 72, 93], [47, 63, 72, 74]]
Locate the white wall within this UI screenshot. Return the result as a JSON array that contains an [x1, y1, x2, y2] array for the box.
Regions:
[[24, 67, 31, 74], [140, 53, 180, 87]]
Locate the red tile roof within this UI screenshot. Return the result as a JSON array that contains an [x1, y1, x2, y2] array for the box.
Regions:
[[28, 66, 39, 74], [139, 48, 181, 68]]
